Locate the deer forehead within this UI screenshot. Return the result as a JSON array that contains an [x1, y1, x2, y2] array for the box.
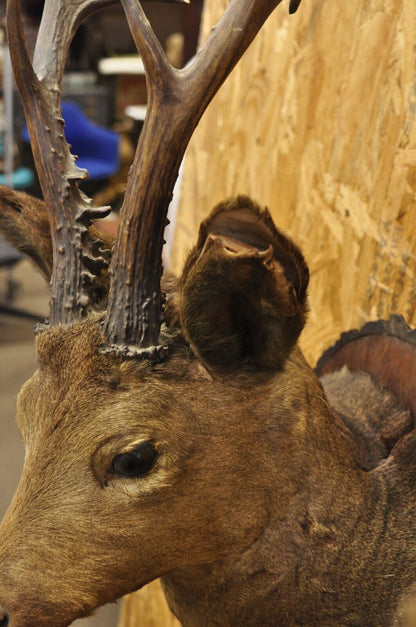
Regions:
[[14, 318, 171, 441], [15, 317, 271, 450]]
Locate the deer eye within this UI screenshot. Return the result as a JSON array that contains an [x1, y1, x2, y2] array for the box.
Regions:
[[111, 442, 157, 478]]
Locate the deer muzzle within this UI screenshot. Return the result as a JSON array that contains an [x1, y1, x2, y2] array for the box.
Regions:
[[0, 583, 80, 627], [0, 502, 100, 627]]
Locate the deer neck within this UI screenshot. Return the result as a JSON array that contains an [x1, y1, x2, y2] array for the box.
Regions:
[[163, 471, 416, 626], [162, 351, 416, 626]]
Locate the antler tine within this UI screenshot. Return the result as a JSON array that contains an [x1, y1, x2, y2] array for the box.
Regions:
[[104, 0, 301, 358], [32, 0, 118, 84], [6, 0, 116, 326]]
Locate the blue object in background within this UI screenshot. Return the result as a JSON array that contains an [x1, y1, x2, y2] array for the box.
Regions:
[[22, 100, 120, 181]]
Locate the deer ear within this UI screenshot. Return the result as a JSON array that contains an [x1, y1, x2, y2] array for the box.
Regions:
[[0, 186, 53, 281], [179, 196, 309, 372], [0, 186, 113, 287]]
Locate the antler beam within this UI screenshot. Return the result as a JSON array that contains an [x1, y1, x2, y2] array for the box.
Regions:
[[104, 0, 300, 357], [7, 0, 301, 346], [6, 0, 116, 325]]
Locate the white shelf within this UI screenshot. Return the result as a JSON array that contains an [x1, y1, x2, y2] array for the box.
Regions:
[[98, 56, 145, 76]]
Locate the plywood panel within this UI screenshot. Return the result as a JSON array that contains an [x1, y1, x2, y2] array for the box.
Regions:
[[119, 581, 180, 627], [119, 0, 416, 624]]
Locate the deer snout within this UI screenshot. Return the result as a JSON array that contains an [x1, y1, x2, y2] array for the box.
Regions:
[[0, 603, 72, 627], [0, 566, 75, 627]]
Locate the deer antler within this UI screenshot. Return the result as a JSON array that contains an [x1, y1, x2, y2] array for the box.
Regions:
[[7, 0, 301, 346], [104, 0, 302, 357], [6, 0, 117, 325]]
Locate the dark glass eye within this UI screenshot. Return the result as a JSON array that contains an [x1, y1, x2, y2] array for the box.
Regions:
[[111, 442, 157, 478]]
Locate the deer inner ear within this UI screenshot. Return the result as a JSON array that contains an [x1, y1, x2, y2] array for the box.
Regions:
[[207, 207, 277, 252]]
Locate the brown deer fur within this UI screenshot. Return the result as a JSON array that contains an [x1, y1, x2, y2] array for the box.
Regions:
[[1, 189, 416, 626]]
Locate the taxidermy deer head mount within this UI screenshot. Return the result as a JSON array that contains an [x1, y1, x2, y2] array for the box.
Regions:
[[2, 0, 416, 626]]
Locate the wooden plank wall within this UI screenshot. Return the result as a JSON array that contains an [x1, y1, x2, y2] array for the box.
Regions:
[[119, 0, 416, 624]]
